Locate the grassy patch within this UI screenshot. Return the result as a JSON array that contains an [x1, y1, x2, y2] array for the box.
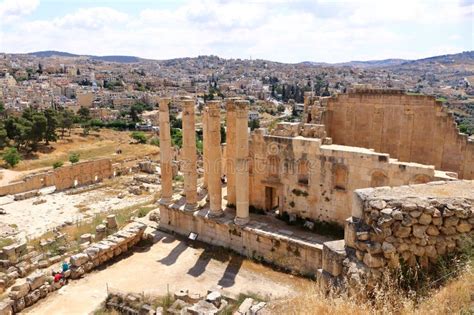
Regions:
[[0, 237, 14, 249]]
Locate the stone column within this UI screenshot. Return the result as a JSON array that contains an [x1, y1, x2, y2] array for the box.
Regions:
[[225, 98, 237, 207], [182, 97, 197, 210], [206, 100, 223, 217], [159, 97, 173, 204], [202, 106, 209, 189], [234, 100, 250, 225]]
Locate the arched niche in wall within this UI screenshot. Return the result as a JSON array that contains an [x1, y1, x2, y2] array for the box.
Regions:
[[298, 159, 309, 185], [333, 164, 348, 191], [268, 155, 280, 177], [370, 170, 389, 187]]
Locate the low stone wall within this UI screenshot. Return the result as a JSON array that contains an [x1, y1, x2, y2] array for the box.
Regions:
[[316, 180, 474, 292], [0, 222, 146, 314], [0, 159, 113, 196], [159, 205, 323, 276], [347, 181, 473, 269]]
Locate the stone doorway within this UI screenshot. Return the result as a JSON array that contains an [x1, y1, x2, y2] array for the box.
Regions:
[[265, 186, 279, 211]]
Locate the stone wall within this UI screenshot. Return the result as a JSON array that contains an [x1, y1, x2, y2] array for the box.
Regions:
[[346, 181, 474, 269], [0, 159, 113, 196], [159, 205, 323, 276], [249, 130, 438, 225], [322, 90, 474, 179], [0, 222, 146, 314], [316, 180, 474, 293]]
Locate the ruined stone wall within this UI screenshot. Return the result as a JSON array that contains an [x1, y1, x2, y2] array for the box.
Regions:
[[0, 159, 113, 196], [159, 206, 323, 275], [322, 91, 474, 179], [249, 132, 436, 225]]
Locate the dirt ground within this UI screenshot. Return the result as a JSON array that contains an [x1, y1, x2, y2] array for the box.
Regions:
[[0, 175, 158, 240], [24, 230, 309, 315], [13, 128, 159, 172]]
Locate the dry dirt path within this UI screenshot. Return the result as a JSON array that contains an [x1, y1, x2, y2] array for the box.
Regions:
[[24, 231, 307, 315]]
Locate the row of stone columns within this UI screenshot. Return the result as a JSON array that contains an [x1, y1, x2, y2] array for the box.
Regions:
[[158, 97, 250, 225]]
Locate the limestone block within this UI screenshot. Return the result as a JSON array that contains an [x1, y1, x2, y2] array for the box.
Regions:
[[39, 284, 48, 298], [12, 297, 25, 313], [9, 281, 30, 299], [24, 289, 41, 307], [322, 240, 346, 277], [70, 253, 89, 267], [363, 252, 385, 268], [0, 299, 13, 315], [70, 266, 85, 279], [85, 247, 100, 260], [26, 272, 46, 290], [456, 220, 471, 233], [237, 297, 254, 314]]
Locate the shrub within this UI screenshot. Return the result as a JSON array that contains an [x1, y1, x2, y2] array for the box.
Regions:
[[149, 137, 160, 146], [131, 131, 147, 144], [53, 161, 63, 169], [3, 147, 21, 168], [69, 152, 80, 164]]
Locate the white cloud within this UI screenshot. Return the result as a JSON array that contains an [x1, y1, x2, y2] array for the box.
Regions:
[[0, 0, 40, 23], [1, 0, 472, 62]]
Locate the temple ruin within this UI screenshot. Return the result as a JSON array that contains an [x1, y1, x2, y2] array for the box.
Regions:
[[158, 89, 473, 289]]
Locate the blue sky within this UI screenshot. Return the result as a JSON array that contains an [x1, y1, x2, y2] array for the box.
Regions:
[[0, 0, 472, 63]]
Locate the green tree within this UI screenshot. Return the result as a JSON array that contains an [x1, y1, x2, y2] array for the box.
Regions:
[[69, 152, 80, 164], [29, 111, 47, 151], [249, 119, 260, 130], [0, 123, 8, 149], [130, 131, 147, 144], [171, 128, 182, 148], [3, 147, 21, 168], [58, 109, 74, 137], [78, 106, 91, 122], [44, 109, 58, 145], [0, 101, 5, 118]]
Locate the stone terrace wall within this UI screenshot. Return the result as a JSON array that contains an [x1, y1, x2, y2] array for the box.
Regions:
[[159, 206, 323, 276], [346, 181, 474, 270], [322, 91, 474, 179], [0, 159, 112, 196]]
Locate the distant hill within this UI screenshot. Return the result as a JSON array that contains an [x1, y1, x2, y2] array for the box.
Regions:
[[336, 58, 408, 68], [27, 51, 141, 63], [24, 50, 473, 67], [29, 50, 79, 58]]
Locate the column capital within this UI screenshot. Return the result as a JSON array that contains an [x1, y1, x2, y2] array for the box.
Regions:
[[158, 97, 171, 112], [207, 100, 221, 117], [225, 98, 240, 111], [235, 100, 249, 119]]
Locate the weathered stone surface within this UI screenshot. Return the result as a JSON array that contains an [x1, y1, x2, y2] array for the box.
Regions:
[[418, 213, 432, 225], [382, 242, 396, 255], [9, 281, 30, 299], [363, 253, 385, 268], [12, 297, 25, 313], [24, 289, 41, 307], [456, 221, 471, 233], [412, 225, 427, 238], [426, 225, 440, 236], [369, 200, 386, 210], [0, 299, 13, 315], [394, 224, 411, 238], [26, 272, 46, 290], [70, 253, 89, 267], [391, 209, 403, 220]]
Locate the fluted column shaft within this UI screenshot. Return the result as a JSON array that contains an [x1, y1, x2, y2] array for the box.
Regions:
[[159, 98, 173, 204], [206, 100, 223, 217], [234, 100, 250, 225], [202, 107, 209, 189], [225, 98, 237, 206], [182, 97, 197, 209]]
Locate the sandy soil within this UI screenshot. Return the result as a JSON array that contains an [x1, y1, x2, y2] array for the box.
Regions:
[[0, 176, 158, 240], [23, 230, 308, 315]]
